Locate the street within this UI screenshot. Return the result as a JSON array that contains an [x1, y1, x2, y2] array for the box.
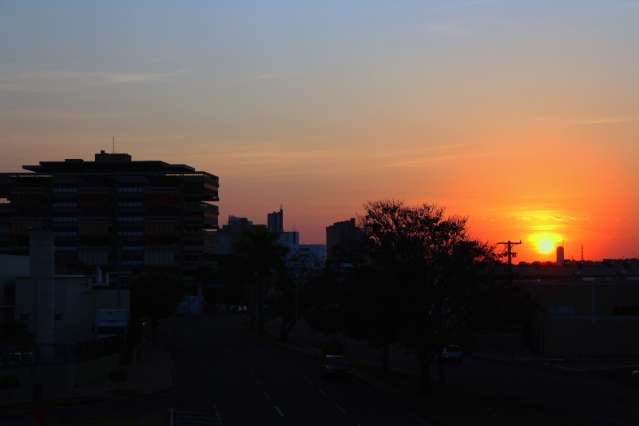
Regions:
[[2, 314, 432, 425], [170, 314, 430, 426]]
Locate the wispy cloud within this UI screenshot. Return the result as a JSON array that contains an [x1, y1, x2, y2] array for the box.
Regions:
[[0, 69, 182, 93], [378, 143, 485, 168], [533, 115, 635, 127], [515, 209, 590, 224], [104, 71, 179, 84], [574, 116, 634, 126]]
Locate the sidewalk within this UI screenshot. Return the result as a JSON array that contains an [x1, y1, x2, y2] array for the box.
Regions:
[[0, 341, 174, 413]]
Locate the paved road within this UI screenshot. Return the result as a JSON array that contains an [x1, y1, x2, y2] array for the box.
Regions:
[[2, 314, 430, 425], [170, 315, 430, 426]]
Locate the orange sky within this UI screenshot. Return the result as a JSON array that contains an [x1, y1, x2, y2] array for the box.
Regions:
[[1, 1, 638, 262]]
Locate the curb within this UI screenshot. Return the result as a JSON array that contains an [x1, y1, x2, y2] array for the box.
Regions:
[[0, 385, 175, 418]]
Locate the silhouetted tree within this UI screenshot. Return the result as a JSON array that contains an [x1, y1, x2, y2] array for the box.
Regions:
[[237, 227, 288, 336], [272, 270, 303, 343], [0, 319, 33, 350], [0, 374, 19, 400], [362, 200, 497, 391], [129, 270, 184, 343]]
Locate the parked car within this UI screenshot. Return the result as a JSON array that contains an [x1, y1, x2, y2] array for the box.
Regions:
[[2, 351, 34, 366], [322, 354, 351, 378], [441, 345, 464, 364]]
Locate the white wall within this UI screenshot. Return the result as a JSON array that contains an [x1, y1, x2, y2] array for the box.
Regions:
[[0, 254, 29, 281]]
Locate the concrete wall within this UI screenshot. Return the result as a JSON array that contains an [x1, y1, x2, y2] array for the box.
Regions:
[[56, 277, 94, 344], [0, 254, 29, 281], [540, 316, 639, 356], [0, 254, 29, 318], [15, 276, 129, 345], [525, 280, 639, 316]]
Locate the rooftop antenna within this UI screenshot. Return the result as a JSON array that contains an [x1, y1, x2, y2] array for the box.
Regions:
[[581, 244, 584, 262], [112, 136, 115, 154]]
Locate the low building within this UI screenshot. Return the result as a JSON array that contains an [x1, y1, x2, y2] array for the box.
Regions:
[[288, 244, 326, 272], [15, 275, 129, 346], [213, 216, 257, 255], [278, 231, 299, 252], [518, 274, 639, 356], [9, 230, 129, 354]]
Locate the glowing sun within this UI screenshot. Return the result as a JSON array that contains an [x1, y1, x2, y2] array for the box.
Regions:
[[530, 233, 563, 255]]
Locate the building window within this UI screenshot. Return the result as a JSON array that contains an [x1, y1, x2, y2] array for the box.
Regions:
[[613, 306, 639, 316], [55, 231, 79, 237], [118, 231, 144, 237], [117, 216, 144, 223], [118, 201, 143, 208], [52, 217, 78, 223], [52, 201, 78, 208], [117, 186, 144, 193], [53, 186, 78, 193], [55, 313, 63, 321], [20, 313, 29, 321]]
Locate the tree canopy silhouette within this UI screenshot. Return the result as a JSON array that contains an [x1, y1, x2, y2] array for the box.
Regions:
[[236, 226, 288, 335], [361, 200, 498, 390]]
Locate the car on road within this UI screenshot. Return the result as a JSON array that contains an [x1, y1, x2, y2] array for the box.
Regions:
[[1, 351, 34, 366], [441, 345, 464, 364], [322, 354, 351, 378]]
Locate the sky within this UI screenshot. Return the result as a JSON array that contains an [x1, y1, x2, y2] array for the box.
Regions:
[[1, 0, 638, 261]]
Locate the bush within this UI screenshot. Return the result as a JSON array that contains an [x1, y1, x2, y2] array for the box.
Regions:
[[109, 367, 128, 384], [0, 374, 20, 399], [322, 338, 344, 355]]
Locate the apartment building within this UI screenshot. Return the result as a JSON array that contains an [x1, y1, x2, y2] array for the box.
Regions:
[[0, 151, 219, 286]]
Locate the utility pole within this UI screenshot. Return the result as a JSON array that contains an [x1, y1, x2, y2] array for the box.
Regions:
[[498, 240, 522, 283], [497, 240, 522, 268]]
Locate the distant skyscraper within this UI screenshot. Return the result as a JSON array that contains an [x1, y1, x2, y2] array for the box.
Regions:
[[267, 208, 284, 234], [556, 246, 565, 266], [326, 218, 365, 263]]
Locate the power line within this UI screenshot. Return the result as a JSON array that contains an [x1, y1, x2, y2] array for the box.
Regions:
[[497, 240, 522, 268]]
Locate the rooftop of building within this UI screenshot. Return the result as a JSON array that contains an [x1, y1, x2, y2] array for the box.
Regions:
[[10, 151, 217, 178], [511, 259, 639, 282]]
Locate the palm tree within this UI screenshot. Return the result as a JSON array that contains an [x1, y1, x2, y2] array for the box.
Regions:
[[237, 226, 288, 335]]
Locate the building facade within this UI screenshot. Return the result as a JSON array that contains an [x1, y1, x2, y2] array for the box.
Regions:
[[326, 218, 365, 264], [0, 151, 219, 286], [267, 208, 284, 234]]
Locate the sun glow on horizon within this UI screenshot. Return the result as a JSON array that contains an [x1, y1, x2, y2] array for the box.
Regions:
[[529, 233, 563, 256]]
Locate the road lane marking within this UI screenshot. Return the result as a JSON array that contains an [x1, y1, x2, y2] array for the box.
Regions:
[[414, 416, 432, 425], [215, 404, 224, 426], [274, 406, 285, 417], [264, 391, 271, 400], [335, 403, 347, 415], [172, 410, 218, 425]]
